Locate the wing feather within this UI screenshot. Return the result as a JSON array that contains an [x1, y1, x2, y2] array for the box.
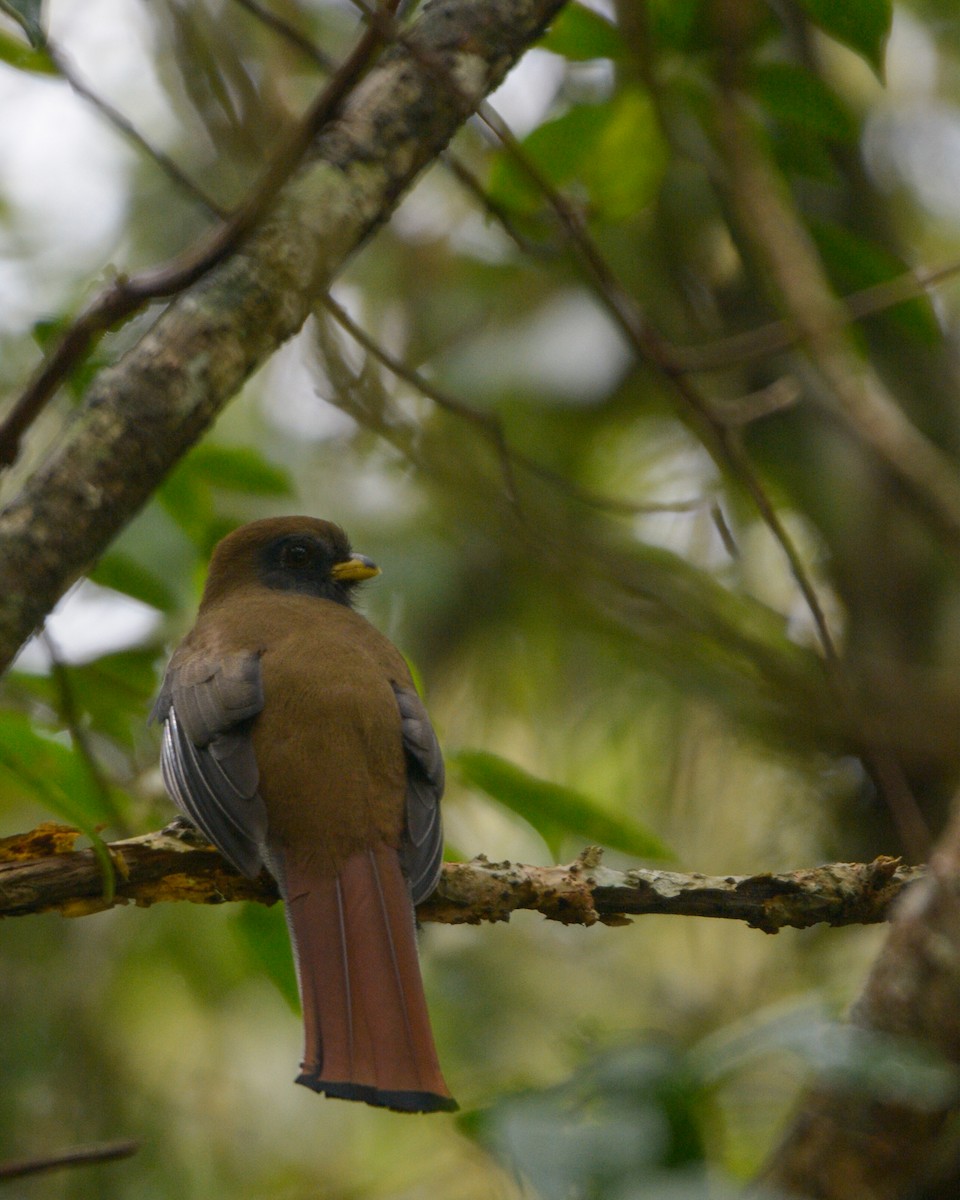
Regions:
[[153, 651, 267, 879], [392, 685, 444, 905]]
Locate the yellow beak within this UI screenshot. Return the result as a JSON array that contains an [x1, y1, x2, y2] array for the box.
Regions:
[[331, 554, 381, 583]]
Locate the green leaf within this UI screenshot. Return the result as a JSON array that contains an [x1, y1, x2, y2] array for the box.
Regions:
[[157, 462, 215, 544], [186, 443, 293, 496], [452, 749, 672, 860], [0, 0, 45, 49], [31, 315, 108, 399], [583, 88, 668, 221], [645, 0, 713, 53], [89, 553, 178, 613], [0, 27, 54, 71], [810, 221, 941, 346], [73, 649, 163, 745], [233, 902, 299, 1012], [539, 3, 624, 61], [797, 0, 891, 76], [159, 443, 292, 544], [489, 102, 611, 214], [8, 648, 160, 750], [488, 93, 667, 222], [473, 1039, 707, 1195], [0, 711, 121, 893], [770, 125, 838, 183], [696, 1005, 957, 1109], [753, 63, 857, 143]]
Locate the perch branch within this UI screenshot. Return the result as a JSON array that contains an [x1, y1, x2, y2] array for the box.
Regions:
[[0, 822, 922, 932]]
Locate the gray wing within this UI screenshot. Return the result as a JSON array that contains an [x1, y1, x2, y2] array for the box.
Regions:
[[393, 684, 445, 905], [151, 650, 268, 879]]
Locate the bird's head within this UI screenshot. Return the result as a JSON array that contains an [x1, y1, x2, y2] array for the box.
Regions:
[[200, 517, 380, 609]]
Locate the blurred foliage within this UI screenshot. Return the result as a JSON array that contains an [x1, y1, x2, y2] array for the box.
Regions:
[[467, 1039, 713, 1199], [1, 0, 960, 1195], [452, 748, 673, 858]]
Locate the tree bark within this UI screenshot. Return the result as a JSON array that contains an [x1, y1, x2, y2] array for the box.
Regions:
[[0, 822, 921, 930], [0, 0, 567, 671], [755, 796, 960, 1199]]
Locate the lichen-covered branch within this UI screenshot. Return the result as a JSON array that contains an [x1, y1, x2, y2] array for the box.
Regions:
[[0, 822, 922, 930], [0, 0, 567, 673]]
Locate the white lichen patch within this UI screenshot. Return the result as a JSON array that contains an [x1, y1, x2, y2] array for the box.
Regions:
[[341, 61, 418, 144], [450, 52, 490, 105]]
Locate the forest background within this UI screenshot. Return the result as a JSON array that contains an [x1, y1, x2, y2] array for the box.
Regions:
[[1, 0, 959, 1197]]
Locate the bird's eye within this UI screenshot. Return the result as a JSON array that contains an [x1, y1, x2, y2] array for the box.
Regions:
[[281, 542, 312, 569]]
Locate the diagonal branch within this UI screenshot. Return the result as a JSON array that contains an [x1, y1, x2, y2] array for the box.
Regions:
[[0, 0, 569, 674], [0, 13, 390, 469], [0, 822, 923, 931]]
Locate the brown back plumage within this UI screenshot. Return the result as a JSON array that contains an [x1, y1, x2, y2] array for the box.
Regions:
[[154, 518, 456, 1112]]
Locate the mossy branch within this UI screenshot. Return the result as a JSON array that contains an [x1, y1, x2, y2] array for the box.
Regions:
[[0, 822, 921, 931]]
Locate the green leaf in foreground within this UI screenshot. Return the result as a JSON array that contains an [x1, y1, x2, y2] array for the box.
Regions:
[[0, 27, 55, 71], [797, 0, 891, 77], [539, 2, 624, 61], [186, 443, 293, 496], [234, 902, 299, 1012], [452, 749, 672, 860], [0, 0, 45, 50], [0, 711, 117, 896], [752, 63, 857, 143], [89, 552, 178, 613]]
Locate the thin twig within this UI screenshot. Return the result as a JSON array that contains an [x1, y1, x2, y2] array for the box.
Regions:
[[674, 258, 960, 373], [474, 102, 843, 671], [472, 97, 938, 861], [442, 149, 558, 258], [0, 14, 389, 469], [320, 294, 707, 517], [714, 93, 960, 561], [0, 1140, 139, 1181], [712, 92, 943, 858], [338, 7, 844, 680], [48, 44, 225, 218], [228, 0, 334, 70], [41, 631, 130, 836]]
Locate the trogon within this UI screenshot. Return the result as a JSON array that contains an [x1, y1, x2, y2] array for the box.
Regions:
[[151, 517, 456, 1113]]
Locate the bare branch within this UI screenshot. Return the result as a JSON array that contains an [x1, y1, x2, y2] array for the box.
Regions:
[[0, 822, 922, 931], [0, 1140, 139, 1182], [673, 259, 960, 373], [473, 102, 844, 679]]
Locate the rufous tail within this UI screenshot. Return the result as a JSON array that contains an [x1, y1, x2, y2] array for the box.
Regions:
[[282, 844, 457, 1113]]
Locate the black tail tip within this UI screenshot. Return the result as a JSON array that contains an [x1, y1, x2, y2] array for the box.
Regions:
[[296, 1073, 459, 1113]]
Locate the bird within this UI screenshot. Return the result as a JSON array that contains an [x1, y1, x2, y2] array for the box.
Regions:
[[151, 516, 456, 1113]]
